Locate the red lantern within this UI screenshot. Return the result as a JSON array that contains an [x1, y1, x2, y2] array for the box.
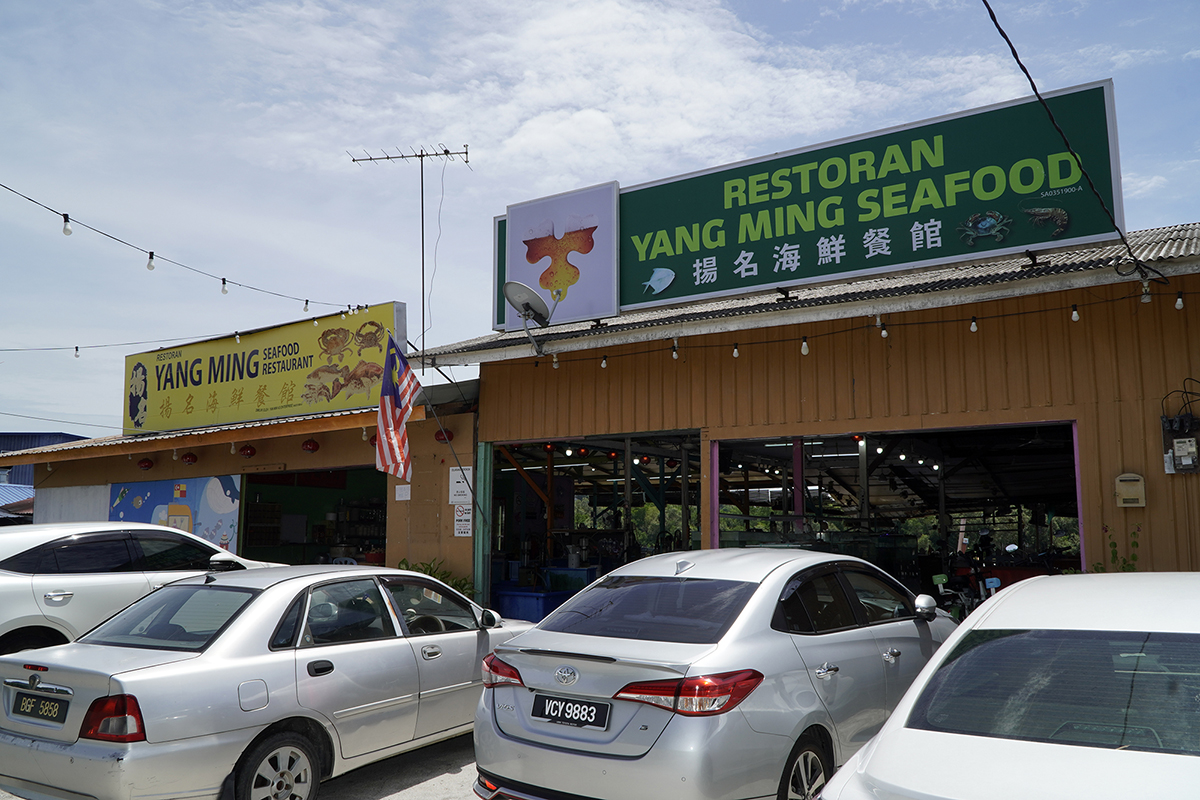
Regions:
[[543, 443, 555, 452], [302, 438, 320, 453], [369, 434, 377, 448], [434, 429, 453, 443], [181, 452, 198, 465], [239, 444, 256, 459], [137, 458, 154, 470]]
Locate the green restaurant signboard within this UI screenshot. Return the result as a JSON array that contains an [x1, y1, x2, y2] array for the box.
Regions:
[[494, 80, 1120, 325]]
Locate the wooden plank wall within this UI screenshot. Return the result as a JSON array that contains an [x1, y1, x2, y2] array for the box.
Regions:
[[480, 273, 1200, 571]]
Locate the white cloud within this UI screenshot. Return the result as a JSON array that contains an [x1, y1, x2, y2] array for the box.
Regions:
[[1122, 173, 1169, 198]]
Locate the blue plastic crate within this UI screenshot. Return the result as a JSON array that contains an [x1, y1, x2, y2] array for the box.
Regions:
[[495, 589, 574, 622]]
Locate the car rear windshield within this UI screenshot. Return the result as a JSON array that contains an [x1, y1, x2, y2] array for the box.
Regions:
[[538, 576, 757, 644], [907, 629, 1200, 756], [82, 585, 258, 651]]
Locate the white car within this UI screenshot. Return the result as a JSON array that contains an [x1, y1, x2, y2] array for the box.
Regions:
[[474, 549, 957, 800], [0, 564, 534, 800], [0, 522, 279, 653], [820, 573, 1200, 799]]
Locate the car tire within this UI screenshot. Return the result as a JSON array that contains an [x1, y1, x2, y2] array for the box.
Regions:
[[0, 629, 68, 655], [236, 733, 321, 800], [778, 732, 832, 800]]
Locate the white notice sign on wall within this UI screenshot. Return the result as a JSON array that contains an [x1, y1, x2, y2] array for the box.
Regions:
[[454, 503, 472, 537], [449, 467, 473, 504]]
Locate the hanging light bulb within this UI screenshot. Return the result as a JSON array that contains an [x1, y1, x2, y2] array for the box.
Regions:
[[146, 251, 155, 271], [62, 213, 72, 236], [899, 453, 906, 460], [1140, 281, 1152, 304], [801, 336, 809, 356], [1071, 304, 1080, 322], [876, 446, 884, 454], [601, 355, 607, 369], [221, 278, 228, 295], [733, 344, 740, 358], [74, 346, 80, 358], [303, 299, 309, 312], [235, 332, 241, 344], [1177, 292, 1185, 311], [565, 447, 573, 456], [341, 307, 347, 319], [231, 442, 237, 454], [933, 463, 940, 471], [313, 318, 318, 326], [880, 323, 888, 338], [552, 354, 559, 369], [672, 338, 679, 360], [970, 316, 978, 332]]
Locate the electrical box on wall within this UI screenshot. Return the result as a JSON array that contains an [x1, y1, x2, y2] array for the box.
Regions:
[[1162, 414, 1199, 474], [1114, 473, 1146, 507]]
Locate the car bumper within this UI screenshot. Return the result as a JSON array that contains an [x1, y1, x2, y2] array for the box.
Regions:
[[0, 727, 250, 800], [473, 698, 786, 800]]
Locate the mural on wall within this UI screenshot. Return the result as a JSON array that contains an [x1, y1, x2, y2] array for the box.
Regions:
[[109, 475, 242, 552]]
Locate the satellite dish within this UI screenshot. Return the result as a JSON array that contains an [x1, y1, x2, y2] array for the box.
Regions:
[[503, 281, 550, 328], [502, 281, 552, 356]]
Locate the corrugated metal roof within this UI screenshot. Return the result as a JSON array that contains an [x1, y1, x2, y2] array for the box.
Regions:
[[424, 221, 1200, 364], [0, 485, 35, 507]]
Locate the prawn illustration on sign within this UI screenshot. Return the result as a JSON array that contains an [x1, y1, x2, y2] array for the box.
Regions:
[[501, 181, 620, 331]]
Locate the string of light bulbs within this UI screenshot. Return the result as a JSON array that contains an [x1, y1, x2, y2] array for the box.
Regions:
[[0, 180, 367, 311], [517, 284, 1188, 371]]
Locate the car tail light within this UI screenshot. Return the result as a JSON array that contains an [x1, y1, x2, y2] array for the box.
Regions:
[[614, 669, 763, 716], [80, 695, 146, 742], [482, 653, 524, 688]]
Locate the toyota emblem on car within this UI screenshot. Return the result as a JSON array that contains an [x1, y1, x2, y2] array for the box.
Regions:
[[555, 665, 579, 686]]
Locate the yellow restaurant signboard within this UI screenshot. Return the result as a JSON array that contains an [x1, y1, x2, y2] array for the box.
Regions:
[[123, 303, 406, 435]]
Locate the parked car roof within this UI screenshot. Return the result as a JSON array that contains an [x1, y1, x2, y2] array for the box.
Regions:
[[167, 564, 449, 592], [970, 572, 1200, 635], [616, 547, 870, 581]]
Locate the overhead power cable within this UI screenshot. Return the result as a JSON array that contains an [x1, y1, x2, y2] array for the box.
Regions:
[[977, 0, 1166, 284]]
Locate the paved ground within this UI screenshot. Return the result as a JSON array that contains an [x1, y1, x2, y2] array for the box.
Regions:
[[0, 733, 478, 800]]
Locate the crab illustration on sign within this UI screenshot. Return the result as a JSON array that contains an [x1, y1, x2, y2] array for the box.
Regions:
[[317, 327, 353, 364], [524, 220, 597, 302], [957, 211, 1013, 246]]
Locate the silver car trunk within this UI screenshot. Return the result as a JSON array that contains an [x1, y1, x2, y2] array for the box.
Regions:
[[0, 644, 198, 744], [491, 629, 716, 756]]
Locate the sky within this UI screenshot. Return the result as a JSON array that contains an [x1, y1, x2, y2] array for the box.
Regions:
[[1, 0, 1196, 440]]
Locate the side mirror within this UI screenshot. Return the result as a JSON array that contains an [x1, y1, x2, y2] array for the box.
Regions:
[[208, 553, 244, 572], [914, 594, 938, 622], [479, 609, 500, 628]]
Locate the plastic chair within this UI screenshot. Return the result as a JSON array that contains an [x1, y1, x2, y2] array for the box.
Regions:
[[331, 556, 357, 565]]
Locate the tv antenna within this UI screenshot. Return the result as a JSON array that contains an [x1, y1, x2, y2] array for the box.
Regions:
[[503, 281, 551, 356], [349, 144, 469, 363]]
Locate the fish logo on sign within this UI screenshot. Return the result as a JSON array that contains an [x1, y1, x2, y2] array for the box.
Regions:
[[555, 665, 579, 686]]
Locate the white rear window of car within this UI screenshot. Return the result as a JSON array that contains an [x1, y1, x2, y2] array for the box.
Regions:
[[907, 629, 1200, 756]]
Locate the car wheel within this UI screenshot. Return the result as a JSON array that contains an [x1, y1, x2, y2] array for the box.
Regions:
[[778, 733, 832, 800], [0, 629, 68, 655], [236, 733, 320, 800]]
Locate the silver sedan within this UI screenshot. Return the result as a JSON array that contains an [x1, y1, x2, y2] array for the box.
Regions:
[[0, 564, 534, 800], [474, 549, 957, 800]]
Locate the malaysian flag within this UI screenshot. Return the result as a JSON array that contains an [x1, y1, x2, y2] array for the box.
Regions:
[[376, 334, 421, 481]]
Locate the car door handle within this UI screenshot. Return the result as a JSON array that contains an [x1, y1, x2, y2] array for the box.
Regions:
[[421, 645, 442, 660], [307, 660, 335, 677], [43, 591, 74, 601], [814, 662, 839, 680], [882, 648, 901, 664]]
